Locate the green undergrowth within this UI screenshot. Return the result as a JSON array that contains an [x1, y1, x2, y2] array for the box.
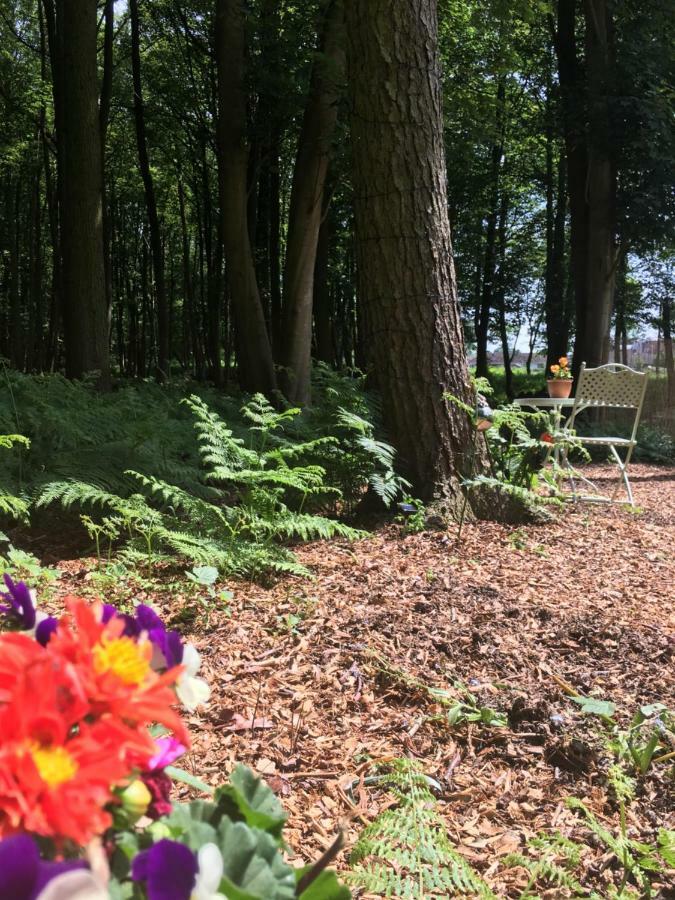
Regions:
[[0, 365, 407, 578]]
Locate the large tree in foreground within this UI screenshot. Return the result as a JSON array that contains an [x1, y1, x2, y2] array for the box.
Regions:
[[346, 0, 475, 504]]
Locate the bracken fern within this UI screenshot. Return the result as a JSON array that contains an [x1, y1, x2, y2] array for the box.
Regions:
[[349, 759, 496, 898]]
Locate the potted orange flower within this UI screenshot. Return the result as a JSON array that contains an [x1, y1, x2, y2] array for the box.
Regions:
[[547, 356, 573, 398]]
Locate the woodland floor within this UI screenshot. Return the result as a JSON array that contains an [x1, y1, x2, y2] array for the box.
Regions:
[[45, 463, 675, 897]]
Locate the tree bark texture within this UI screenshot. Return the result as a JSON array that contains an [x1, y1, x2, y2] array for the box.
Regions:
[[475, 76, 506, 379], [56, 0, 110, 384], [130, 0, 170, 380], [280, 0, 345, 404], [215, 0, 276, 396], [555, 0, 589, 377], [582, 0, 616, 367], [346, 0, 475, 504]]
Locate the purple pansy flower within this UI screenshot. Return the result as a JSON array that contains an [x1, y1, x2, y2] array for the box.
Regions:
[[0, 834, 87, 900], [148, 736, 186, 771], [0, 574, 36, 630], [132, 839, 198, 900], [35, 616, 58, 647], [142, 736, 186, 819]]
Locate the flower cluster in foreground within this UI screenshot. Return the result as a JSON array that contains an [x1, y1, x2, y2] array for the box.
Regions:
[[0, 576, 349, 899]]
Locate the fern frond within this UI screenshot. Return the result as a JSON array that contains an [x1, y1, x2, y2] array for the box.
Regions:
[[350, 759, 496, 898]]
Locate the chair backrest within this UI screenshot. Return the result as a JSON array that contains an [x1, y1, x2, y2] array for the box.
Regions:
[[575, 362, 648, 408], [570, 362, 648, 441]]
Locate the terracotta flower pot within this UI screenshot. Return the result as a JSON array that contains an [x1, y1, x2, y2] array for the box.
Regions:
[[547, 378, 573, 399]]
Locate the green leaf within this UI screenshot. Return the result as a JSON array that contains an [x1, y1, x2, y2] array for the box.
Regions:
[[296, 868, 352, 900], [571, 696, 616, 718], [108, 878, 134, 900], [163, 800, 219, 848], [657, 829, 675, 867], [216, 764, 287, 839], [187, 565, 219, 585], [216, 819, 297, 900], [165, 764, 216, 794], [639, 703, 668, 718]]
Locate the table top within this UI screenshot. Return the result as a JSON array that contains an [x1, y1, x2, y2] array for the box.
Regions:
[[512, 397, 575, 407]]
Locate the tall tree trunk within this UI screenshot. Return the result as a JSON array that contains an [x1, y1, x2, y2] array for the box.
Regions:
[[214, 0, 276, 395], [346, 0, 475, 504], [130, 0, 169, 380], [280, 0, 345, 404], [475, 77, 506, 379], [314, 204, 334, 365], [495, 193, 513, 399], [661, 296, 674, 407], [582, 0, 616, 367], [555, 0, 589, 378], [100, 0, 114, 335], [544, 62, 568, 369], [53, 0, 110, 384]]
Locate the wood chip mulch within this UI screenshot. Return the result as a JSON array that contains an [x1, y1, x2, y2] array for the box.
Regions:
[[52, 464, 675, 897]]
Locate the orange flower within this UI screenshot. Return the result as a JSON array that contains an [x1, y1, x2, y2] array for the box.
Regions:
[[48, 598, 189, 749], [559, 356, 568, 367], [550, 364, 560, 374], [0, 650, 132, 843], [0, 597, 191, 844]]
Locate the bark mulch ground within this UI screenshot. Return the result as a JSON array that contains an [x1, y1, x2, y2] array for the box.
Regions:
[[52, 463, 675, 897]]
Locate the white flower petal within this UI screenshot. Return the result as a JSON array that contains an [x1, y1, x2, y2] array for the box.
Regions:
[[196, 843, 224, 895], [182, 643, 202, 677], [177, 674, 211, 711], [36, 871, 108, 900]]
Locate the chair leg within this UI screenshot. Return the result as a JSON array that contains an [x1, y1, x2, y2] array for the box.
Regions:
[[609, 444, 635, 506]]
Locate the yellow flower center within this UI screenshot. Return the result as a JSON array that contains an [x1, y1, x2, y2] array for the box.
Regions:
[[31, 744, 78, 788], [93, 635, 151, 686]]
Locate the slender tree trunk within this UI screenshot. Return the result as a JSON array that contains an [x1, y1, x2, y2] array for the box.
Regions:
[[582, 0, 616, 367], [280, 0, 345, 404], [214, 0, 276, 395], [130, 0, 170, 380], [475, 77, 506, 379], [346, 0, 475, 504], [544, 63, 568, 369], [100, 0, 114, 336], [555, 0, 589, 377], [496, 194, 513, 399], [53, 0, 110, 384], [662, 296, 674, 407], [314, 204, 334, 365]]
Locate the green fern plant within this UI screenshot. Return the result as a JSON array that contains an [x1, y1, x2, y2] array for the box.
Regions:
[[38, 395, 365, 578], [0, 433, 30, 522], [349, 759, 496, 898], [505, 832, 586, 898]]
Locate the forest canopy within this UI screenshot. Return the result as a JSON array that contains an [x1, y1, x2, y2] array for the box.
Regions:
[[0, 0, 673, 496]]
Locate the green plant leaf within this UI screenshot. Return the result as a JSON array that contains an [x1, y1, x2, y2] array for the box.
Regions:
[[165, 765, 216, 794], [571, 696, 616, 718], [216, 764, 287, 839], [216, 818, 296, 899], [296, 867, 352, 899], [187, 565, 219, 585]]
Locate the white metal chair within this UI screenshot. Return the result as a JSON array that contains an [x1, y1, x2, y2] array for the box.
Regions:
[[558, 362, 648, 506]]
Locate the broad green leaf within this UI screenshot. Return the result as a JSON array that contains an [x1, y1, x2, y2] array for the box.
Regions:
[[639, 703, 668, 718], [165, 764, 216, 794], [296, 867, 352, 900], [217, 819, 296, 900], [188, 565, 219, 585], [216, 764, 287, 838], [164, 800, 219, 848], [571, 696, 616, 718]]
